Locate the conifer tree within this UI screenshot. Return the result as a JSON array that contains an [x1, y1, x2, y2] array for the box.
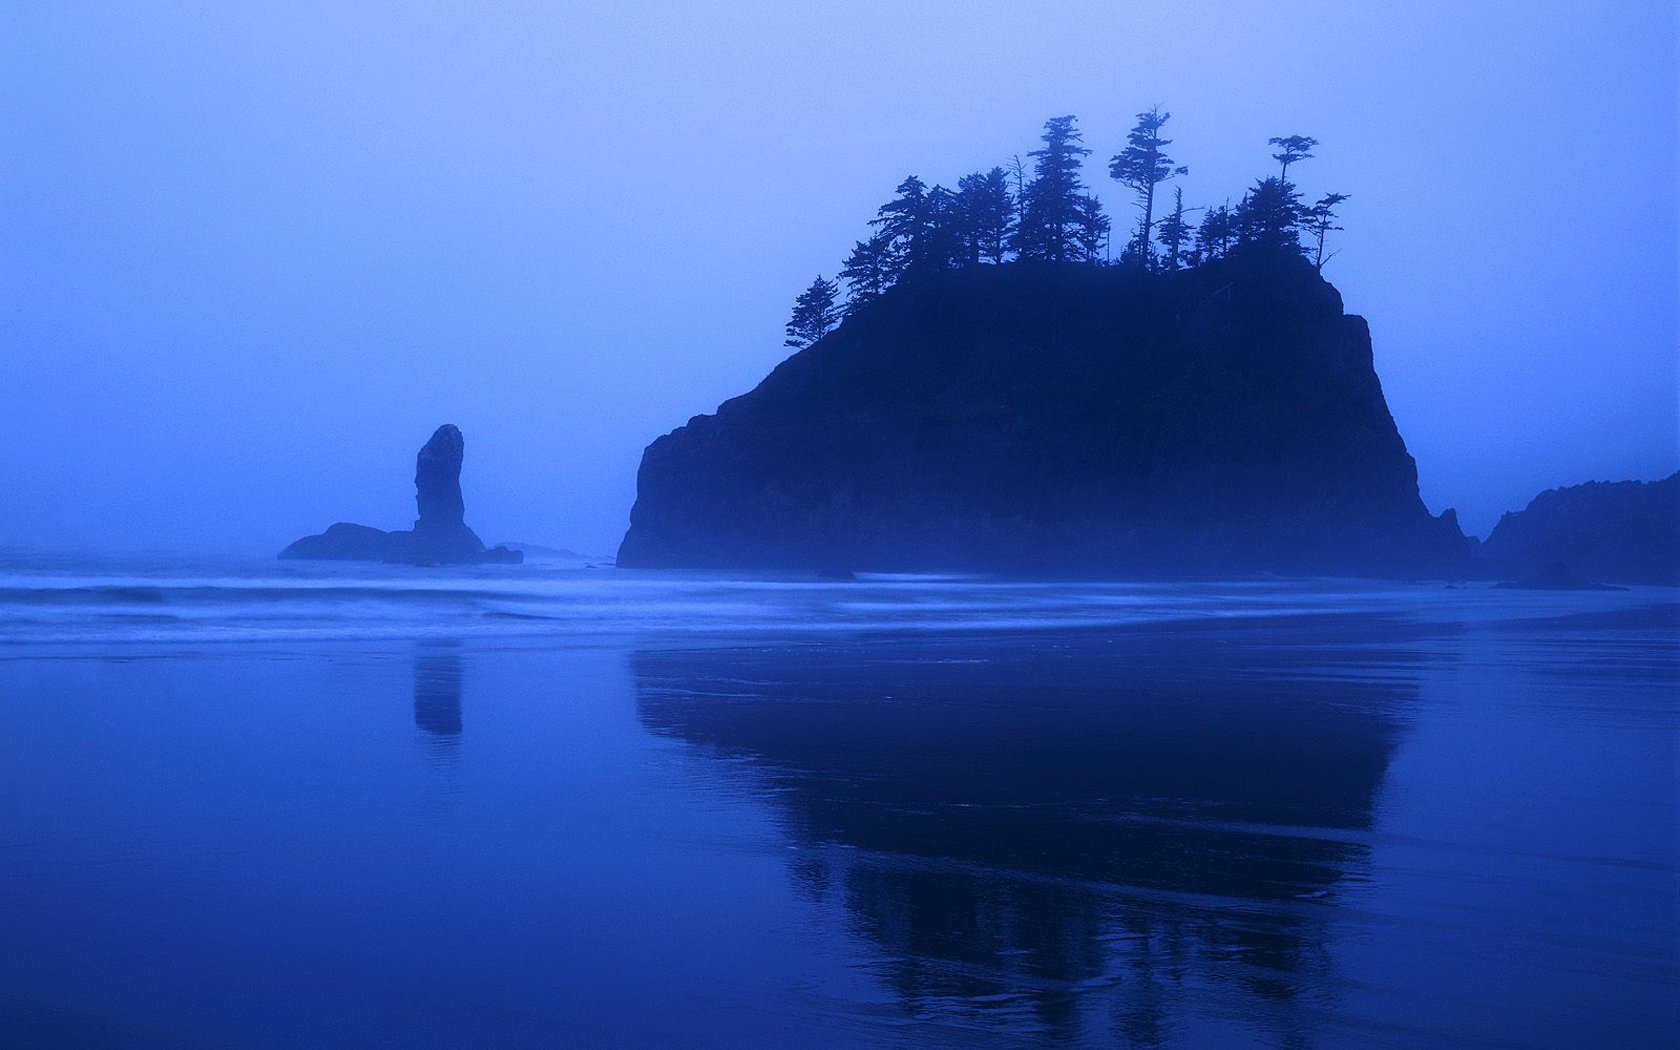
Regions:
[[1013, 115, 1093, 262], [1155, 186, 1192, 271], [1194, 203, 1234, 261], [1109, 106, 1187, 270], [871, 176, 935, 275], [1007, 154, 1029, 245], [1233, 177, 1304, 257], [1267, 135, 1317, 180], [1117, 230, 1149, 269], [923, 184, 963, 271], [956, 167, 1015, 265], [839, 232, 895, 312], [1302, 192, 1349, 272], [784, 276, 840, 349], [1074, 194, 1111, 263]]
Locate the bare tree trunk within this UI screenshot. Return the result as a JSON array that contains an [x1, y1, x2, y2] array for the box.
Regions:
[[1140, 184, 1155, 270]]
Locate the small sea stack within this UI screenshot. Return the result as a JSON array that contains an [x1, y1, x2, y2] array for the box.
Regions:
[[279, 424, 522, 565]]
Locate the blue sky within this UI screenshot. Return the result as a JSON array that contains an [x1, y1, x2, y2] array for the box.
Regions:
[[2, 0, 1675, 553]]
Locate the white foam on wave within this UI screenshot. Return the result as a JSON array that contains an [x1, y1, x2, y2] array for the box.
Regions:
[[0, 553, 1656, 647]]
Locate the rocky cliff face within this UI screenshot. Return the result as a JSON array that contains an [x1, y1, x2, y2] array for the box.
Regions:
[[280, 424, 520, 565], [618, 257, 1465, 576], [1480, 472, 1679, 584]]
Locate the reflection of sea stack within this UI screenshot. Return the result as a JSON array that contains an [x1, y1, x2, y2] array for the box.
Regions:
[[413, 645, 463, 737], [279, 425, 521, 565], [633, 625, 1409, 1034]]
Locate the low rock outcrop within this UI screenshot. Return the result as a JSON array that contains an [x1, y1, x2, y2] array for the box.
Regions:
[[277, 522, 394, 562], [280, 425, 522, 565], [618, 257, 1465, 577]]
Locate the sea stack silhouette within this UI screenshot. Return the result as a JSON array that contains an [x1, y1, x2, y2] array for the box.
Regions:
[[280, 424, 522, 565], [618, 256, 1467, 577]]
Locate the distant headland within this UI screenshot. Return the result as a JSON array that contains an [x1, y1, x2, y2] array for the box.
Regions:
[[1479, 472, 1679, 586]]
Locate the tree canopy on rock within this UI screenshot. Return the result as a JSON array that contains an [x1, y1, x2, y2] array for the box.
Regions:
[[784, 109, 1352, 325], [784, 276, 840, 349]]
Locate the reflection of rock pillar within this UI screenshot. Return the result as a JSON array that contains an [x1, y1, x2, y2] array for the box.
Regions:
[[414, 645, 463, 736]]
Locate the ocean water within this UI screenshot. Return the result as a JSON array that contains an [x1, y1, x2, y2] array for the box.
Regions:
[[1, 553, 1675, 1048]]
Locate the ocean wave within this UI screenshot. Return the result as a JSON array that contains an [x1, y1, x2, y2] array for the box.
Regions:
[[0, 556, 1656, 647]]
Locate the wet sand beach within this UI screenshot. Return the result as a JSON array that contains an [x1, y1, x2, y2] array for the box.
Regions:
[[1, 567, 1675, 1047]]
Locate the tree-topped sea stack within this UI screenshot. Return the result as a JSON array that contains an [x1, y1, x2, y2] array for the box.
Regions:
[[618, 257, 1465, 576], [618, 111, 1465, 577], [280, 424, 521, 565]]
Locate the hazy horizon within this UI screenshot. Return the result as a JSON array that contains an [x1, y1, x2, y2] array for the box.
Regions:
[[4, 1, 1675, 557]]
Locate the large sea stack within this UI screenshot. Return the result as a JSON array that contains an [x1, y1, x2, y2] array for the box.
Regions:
[[618, 256, 1466, 576], [280, 424, 521, 565]]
